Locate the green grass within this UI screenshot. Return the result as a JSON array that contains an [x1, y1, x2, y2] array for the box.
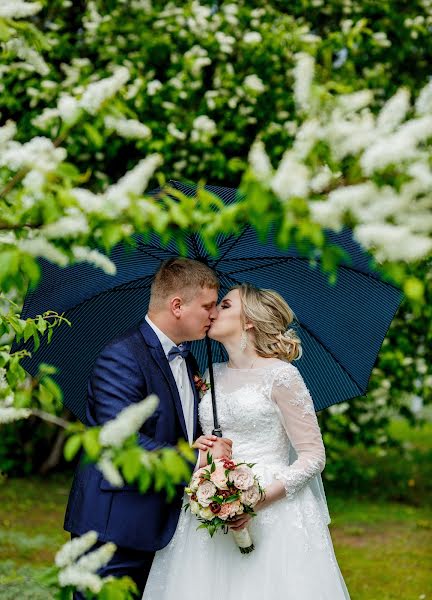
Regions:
[[0, 419, 431, 599]]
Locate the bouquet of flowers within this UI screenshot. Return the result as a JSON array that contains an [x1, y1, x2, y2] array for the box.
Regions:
[[184, 452, 266, 554]]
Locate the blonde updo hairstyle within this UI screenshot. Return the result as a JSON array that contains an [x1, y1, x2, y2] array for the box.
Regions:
[[235, 283, 302, 362]]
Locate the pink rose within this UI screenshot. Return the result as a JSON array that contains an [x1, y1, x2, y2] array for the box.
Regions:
[[218, 499, 244, 521], [228, 465, 255, 490], [240, 484, 261, 507], [196, 480, 216, 507], [210, 465, 229, 490], [218, 503, 233, 520]]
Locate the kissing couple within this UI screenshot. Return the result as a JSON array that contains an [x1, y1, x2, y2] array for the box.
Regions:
[[65, 257, 350, 600]]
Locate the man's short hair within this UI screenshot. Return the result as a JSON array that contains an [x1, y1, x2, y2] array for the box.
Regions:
[[149, 257, 219, 309]]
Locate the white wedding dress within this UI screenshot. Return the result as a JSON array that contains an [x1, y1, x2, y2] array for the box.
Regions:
[[143, 360, 351, 600]]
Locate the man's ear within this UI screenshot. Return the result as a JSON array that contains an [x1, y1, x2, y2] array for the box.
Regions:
[[170, 296, 183, 318]]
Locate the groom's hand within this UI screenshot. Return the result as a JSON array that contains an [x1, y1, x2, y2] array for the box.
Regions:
[[193, 436, 233, 468]]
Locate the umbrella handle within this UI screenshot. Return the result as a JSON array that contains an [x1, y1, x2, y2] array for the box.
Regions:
[[205, 335, 222, 438]]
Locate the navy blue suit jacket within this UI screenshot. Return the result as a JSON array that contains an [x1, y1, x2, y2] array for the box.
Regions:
[[64, 320, 202, 552]]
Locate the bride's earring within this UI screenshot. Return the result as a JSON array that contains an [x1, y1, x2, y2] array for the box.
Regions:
[[240, 330, 248, 352]]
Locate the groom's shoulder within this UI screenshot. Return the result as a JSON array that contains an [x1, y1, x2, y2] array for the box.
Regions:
[[100, 322, 147, 354]]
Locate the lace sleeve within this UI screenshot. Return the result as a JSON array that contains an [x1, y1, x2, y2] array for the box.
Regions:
[[270, 364, 326, 500]]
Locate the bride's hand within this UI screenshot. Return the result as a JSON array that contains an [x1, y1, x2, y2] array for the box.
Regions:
[[228, 513, 252, 531], [255, 480, 286, 512]]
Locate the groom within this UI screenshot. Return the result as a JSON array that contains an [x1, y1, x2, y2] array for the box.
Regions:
[[64, 257, 232, 598]]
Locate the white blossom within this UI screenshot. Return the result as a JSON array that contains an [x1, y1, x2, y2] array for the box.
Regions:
[[0, 121, 17, 146], [42, 214, 89, 239], [310, 166, 334, 193], [215, 31, 235, 54], [0, 137, 66, 172], [105, 154, 162, 209], [71, 188, 104, 213], [243, 74, 265, 94], [243, 31, 262, 44], [99, 394, 159, 447], [324, 111, 377, 159], [0, 1, 42, 19], [1, 393, 14, 407], [271, 151, 309, 200], [72, 247, 116, 275], [55, 531, 98, 568], [354, 224, 432, 262], [80, 67, 130, 115], [337, 90, 373, 114], [22, 170, 45, 194], [293, 52, 314, 111], [184, 46, 212, 76], [415, 79, 432, 116], [191, 115, 217, 142], [360, 116, 432, 174], [4, 38, 49, 76], [104, 116, 151, 139], [248, 141, 272, 180], [0, 368, 7, 391], [75, 543, 116, 572], [18, 238, 68, 266], [58, 95, 81, 125], [376, 88, 410, 133], [167, 123, 187, 140], [97, 453, 124, 487], [58, 567, 104, 593], [147, 79, 163, 96], [0, 407, 31, 424], [293, 119, 321, 159]]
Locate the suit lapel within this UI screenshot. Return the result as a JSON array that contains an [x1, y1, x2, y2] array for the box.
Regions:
[[139, 321, 189, 441], [185, 357, 200, 439]]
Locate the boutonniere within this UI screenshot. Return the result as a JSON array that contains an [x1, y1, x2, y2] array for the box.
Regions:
[[193, 374, 211, 398]]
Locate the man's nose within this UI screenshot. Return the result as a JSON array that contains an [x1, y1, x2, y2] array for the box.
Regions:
[[209, 307, 218, 320]]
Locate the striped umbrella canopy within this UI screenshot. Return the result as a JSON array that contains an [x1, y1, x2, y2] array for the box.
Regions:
[[15, 180, 403, 422]]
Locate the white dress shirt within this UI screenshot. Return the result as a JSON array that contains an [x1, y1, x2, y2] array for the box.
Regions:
[[145, 315, 195, 445]]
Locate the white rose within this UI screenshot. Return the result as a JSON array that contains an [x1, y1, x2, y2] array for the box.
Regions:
[[196, 480, 216, 507], [190, 500, 200, 516], [199, 506, 216, 520], [228, 465, 255, 490], [240, 483, 261, 507]]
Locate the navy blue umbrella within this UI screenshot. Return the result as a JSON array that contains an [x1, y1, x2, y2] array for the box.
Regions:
[[15, 180, 403, 423]]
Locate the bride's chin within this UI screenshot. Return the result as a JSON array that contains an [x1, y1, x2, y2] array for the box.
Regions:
[[207, 330, 220, 341]]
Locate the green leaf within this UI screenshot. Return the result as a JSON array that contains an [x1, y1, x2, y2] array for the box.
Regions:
[[41, 376, 63, 403], [23, 321, 35, 343], [138, 468, 152, 494], [83, 122, 104, 148], [121, 447, 143, 482], [37, 315, 48, 334], [64, 434, 82, 461], [32, 330, 40, 352], [404, 277, 424, 302], [82, 428, 102, 461]]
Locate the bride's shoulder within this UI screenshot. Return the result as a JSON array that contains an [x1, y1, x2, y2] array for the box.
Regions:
[[264, 359, 300, 385], [265, 358, 297, 373]]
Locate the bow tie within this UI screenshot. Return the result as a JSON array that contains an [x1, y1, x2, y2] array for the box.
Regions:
[[167, 342, 191, 362]]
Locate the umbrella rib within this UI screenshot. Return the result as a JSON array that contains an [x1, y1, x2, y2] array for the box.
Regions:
[[219, 271, 365, 394], [189, 232, 203, 259], [213, 227, 249, 267]]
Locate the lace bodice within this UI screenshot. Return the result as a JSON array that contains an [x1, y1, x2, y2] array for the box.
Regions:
[[199, 360, 326, 500]]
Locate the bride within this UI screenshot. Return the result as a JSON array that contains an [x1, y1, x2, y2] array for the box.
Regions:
[[143, 283, 351, 600]]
